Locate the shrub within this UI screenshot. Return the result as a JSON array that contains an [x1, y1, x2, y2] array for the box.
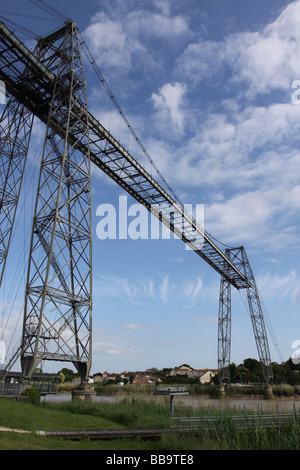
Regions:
[[21, 386, 40, 405], [273, 384, 295, 397]]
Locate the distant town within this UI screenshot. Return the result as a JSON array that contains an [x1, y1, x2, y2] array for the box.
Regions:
[[59, 358, 300, 387], [61, 364, 218, 387]]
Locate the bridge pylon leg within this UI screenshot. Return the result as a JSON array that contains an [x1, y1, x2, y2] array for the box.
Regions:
[[0, 97, 34, 288], [21, 21, 92, 382], [218, 275, 231, 392], [217, 247, 273, 395]]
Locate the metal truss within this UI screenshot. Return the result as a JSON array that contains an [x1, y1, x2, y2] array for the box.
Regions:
[[20, 22, 92, 381], [218, 247, 273, 386], [0, 97, 34, 287], [218, 274, 231, 385]]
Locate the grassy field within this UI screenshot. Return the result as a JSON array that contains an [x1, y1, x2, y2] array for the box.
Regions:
[[0, 397, 300, 450]]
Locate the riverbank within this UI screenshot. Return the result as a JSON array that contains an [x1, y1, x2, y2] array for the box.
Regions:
[[59, 382, 300, 398]]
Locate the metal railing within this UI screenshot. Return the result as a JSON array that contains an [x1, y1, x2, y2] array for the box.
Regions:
[[170, 403, 300, 431], [0, 382, 23, 396]]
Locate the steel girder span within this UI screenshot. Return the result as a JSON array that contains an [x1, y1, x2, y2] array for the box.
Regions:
[[0, 21, 273, 386]]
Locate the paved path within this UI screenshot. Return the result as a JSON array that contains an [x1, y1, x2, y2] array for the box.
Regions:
[[0, 426, 30, 434], [0, 426, 168, 440]]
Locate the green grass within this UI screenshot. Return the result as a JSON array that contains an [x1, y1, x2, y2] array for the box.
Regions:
[[1, 397, 300, 450], [0, 398, 126, 432], [42, 397, 170, 429]]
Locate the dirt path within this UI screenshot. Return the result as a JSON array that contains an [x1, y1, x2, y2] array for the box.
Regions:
[[0, 426, 30, 434]]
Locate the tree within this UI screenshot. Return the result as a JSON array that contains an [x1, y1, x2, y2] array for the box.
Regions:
[[243, 358, 263, 382], [129, 373, 135, 384], [272, 362, 287, 384], [59, 368, 76, 382], [236, 364, 250, 383], [229, 363, 238, 383]]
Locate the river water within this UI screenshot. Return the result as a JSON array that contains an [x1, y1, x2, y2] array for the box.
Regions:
[[42, 393, 300, 412]]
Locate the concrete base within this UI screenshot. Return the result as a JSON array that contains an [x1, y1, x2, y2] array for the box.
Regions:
[[71, 384, 96, 402], [216, 384, 226, 398], [264, 385, 274, 400]]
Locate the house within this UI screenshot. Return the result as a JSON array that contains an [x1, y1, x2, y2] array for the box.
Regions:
[[72, 377, 94, 385], [194, 369, 218, 384], [170, 364, 193, 376], [93, 375, 104, 383], [132, 375, 155, 386], [170, 365, 218, 384]]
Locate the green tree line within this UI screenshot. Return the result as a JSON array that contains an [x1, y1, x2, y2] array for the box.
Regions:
[[213, 358, 300, 385]]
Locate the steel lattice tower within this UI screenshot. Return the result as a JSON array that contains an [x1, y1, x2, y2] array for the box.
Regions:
[[0, 97, 34, 288], [218, 247, 273, 386], [20, 22, 92, 382], [218, 273, 231, 385]]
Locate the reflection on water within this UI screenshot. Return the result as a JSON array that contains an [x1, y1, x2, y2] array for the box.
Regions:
[[42, 392, 300, 412], [41, 394, 115, 403], [171, 394, 300, 412]]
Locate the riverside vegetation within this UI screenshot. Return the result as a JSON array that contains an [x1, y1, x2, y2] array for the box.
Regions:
[[90, 382, 300, 398], [0, 394, 300, 450]]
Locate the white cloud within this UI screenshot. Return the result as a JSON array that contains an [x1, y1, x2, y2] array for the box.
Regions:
[[176, 39, 226, 83], [123, 323, 142, 330], [92, 327, 140, 357], [182, 277, 203, 305], [167, 101, 300, 193], [205, 185, 300, 250], [229, 1, 300, 97], [177, 0, 300, 97], [257, 270, 300, 305], [151, 82, 188, 134], [159, 275, 169, 305], [145, 96, 300, 249], [83, 6, 190, 74], [127, 10, 190, 39], [83, 12, 143, 70], [94, 274, 155, 305], [94, 273, 207, 307]]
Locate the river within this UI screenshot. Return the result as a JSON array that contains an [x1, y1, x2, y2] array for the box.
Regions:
[[41, 392, 300, 412]]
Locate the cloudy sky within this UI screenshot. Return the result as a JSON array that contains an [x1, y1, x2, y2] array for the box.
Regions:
[[1, 0, 300, 374]]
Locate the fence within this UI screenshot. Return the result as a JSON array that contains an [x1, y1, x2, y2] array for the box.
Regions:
[[0, 382, 23, 396], [170, 403, 300, 431]]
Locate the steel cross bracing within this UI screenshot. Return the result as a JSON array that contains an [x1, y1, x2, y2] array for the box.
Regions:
[[218, 247, 273, 385], [0, 21, 93, 381], [218, 274, 231, 385], [0, 21, 273, 384], [23, 22, 92, 381], [0, 96, 34, 288]]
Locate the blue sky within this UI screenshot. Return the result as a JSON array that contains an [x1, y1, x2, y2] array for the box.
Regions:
[[1, 0, 300, 375]]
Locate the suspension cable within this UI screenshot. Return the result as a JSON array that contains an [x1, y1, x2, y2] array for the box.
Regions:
[[79, 34, 185, 209], [26, 0, 68, 23]]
